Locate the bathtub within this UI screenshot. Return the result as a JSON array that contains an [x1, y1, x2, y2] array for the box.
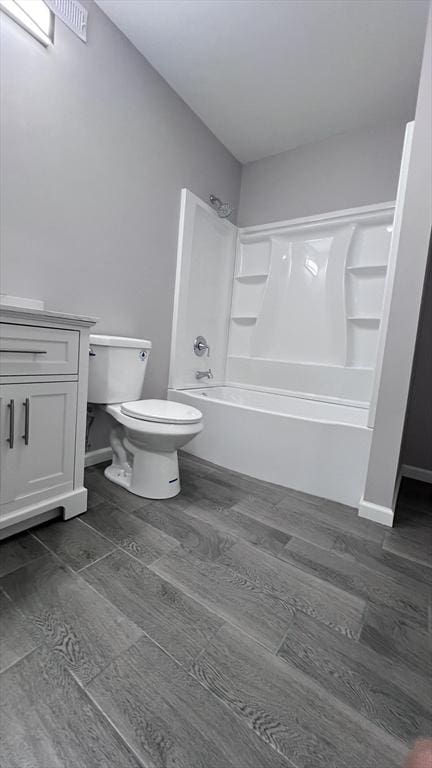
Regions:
[[168, 386, 372, 507]]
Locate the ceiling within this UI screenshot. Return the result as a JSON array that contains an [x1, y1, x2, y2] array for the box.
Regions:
[[96, 0, 429, 163]]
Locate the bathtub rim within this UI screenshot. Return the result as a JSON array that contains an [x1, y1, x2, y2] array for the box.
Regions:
[[187, 378, 370, 410], [169, 385, 371, 430]]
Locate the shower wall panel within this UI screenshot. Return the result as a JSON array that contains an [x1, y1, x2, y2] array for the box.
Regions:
[[226, 203, 395, 405], [169, 189, 237, 389]]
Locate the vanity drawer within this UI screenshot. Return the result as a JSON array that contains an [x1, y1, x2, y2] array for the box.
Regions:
[[0, 324, 79, 376]]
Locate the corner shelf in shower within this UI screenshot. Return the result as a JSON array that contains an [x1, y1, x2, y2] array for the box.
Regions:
[[347, 316, 380, 324], [234, 273, 269, 282], [346, 264, 387, 273], [231, 315, 258, 323]]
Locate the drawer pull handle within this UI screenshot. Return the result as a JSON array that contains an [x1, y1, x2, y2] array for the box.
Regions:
[[22, 398, 30, 445], [7, 399, 14, 449], [0, 349, 47, 354]]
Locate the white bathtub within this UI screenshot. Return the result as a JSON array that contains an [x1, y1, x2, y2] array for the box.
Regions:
[[168, 386, 372, 507]]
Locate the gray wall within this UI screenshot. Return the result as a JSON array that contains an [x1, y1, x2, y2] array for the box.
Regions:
[[238, 122, 406, 226], [0, 0, 241, 410], [402, 242, 432, 472]]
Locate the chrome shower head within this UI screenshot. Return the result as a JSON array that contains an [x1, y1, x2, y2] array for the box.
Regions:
[[209, 194, 233, 219]]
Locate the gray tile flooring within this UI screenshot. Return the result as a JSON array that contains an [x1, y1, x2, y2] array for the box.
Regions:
[[0, 455, 431, 768]]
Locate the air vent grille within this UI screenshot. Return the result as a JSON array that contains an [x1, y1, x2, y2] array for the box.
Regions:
[[45, 0, 88, 42]]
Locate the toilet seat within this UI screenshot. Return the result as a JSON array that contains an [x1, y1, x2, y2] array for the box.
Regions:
[[121, 398, 202, 425]]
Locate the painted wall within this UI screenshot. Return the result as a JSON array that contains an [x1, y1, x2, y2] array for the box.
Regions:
[[360, 11, 432, 520], [238, 122, 406, 227], [0, 0, 241, 413], [401, 242, 432, 473]]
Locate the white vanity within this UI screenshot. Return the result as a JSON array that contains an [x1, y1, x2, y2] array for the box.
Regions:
[[0, 304, 97, 538]]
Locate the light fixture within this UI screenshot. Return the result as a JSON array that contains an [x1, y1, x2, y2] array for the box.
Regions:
[[0, 0, 54, 46]]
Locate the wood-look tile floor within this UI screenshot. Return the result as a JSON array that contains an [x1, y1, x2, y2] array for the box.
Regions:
[[1, 455, 431, 768]]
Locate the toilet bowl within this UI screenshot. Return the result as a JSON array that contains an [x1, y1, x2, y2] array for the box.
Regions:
[[88, 335, 203, 499], [104, 400, 203, 498]]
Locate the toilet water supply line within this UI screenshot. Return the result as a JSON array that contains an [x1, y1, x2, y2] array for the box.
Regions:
[[86, 405, 95, 452], [86, 344, 97, 451], [111, 428, 130, 471]]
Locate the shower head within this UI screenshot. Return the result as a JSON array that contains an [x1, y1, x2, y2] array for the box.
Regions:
[[209, 194, 233, 219]]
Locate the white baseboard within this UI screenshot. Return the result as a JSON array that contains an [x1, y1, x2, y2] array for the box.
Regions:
[[358, 464, 431, 528], [401, 464, 432, 484], [85, 447, 112, 468], [358, 496, 394, 527]]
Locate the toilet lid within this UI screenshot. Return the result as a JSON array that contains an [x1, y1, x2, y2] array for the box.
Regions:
[[120, 399, 202, 424]]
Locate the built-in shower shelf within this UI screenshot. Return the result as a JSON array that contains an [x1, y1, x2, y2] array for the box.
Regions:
[[346, 264, 387, 273], [347, 315, 380, 323], [231, 315, 258, 322], [234, 273, 269, 281]]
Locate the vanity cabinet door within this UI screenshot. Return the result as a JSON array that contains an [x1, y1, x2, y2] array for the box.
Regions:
[[0, 382, 77, 510], [0, 385, 19, 505]]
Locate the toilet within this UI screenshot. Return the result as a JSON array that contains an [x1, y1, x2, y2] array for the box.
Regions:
[[88, 334, 203, 499]]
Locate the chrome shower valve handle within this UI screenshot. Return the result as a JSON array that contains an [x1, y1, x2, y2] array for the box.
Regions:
[[194, 335, 210, 357]]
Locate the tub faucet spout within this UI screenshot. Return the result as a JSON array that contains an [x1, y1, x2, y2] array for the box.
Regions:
[[195, 368, 213, 380]]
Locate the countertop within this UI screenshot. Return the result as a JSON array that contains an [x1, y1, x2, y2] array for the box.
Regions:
[[0, 303, 98, 327]]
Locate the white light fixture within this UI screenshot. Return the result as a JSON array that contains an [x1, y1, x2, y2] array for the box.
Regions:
[[0, 0, 54, 46]]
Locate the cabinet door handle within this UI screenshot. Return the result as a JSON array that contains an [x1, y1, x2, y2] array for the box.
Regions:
[[7, 399, 15, 449], [22, 398, 30, 445]]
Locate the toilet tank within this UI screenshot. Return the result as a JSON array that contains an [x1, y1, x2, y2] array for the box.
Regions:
[[88, 334, 152, 404]]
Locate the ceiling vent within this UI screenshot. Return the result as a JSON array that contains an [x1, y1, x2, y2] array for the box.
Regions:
[[45, 0, 88, 42]]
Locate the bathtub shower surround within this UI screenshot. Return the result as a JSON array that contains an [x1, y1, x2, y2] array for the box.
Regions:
[[228, 204, 394, 405], [169, 189, 396, 508]]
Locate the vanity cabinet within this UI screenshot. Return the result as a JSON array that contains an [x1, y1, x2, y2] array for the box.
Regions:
[[0, 306, 96, 538]]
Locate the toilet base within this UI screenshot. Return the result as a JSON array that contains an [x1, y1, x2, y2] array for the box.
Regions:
[[104, 448, 181, 499]]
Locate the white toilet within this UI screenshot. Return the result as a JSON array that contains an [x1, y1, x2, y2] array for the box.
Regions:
[[88, 334, 203, 499]]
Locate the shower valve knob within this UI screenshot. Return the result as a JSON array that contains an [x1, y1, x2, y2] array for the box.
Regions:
[[194, 335, 210, 357]]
